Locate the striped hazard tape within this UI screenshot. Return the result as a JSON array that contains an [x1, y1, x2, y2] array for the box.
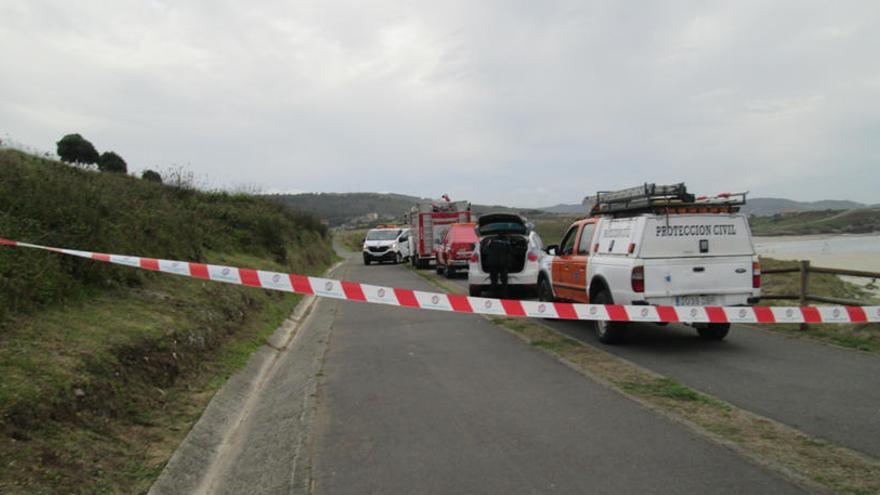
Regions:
[[2, 237, 878, 324]]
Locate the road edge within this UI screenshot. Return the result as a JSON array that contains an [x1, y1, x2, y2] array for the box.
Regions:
[[148, 259, 345, 495]]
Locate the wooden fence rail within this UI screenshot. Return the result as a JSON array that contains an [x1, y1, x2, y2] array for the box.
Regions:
[[761, 260, 879, 328]]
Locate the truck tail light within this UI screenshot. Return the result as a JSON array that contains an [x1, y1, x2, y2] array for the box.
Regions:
[[527, 251, 538, 262], [752, 261, 761, 289], [470, 252, 479, 263], [631, 266, 645, 293], [627, 243, 636, 254]]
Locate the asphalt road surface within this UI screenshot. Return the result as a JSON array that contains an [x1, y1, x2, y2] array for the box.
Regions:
[[307, 258, 803, 494], [441, 272, 880, 459]]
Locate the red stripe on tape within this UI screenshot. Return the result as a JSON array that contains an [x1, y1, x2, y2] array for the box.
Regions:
[[501, 299, 526, 317], [289, 275, 313, 294], [553, 302, 578, 320], [189, 263, 209, 280], [607, 305, 629, 322], [394, 288, 420, 308], [92, 253, 110, 262], [341, 281, 366, 301], [0, 238, 17, 246], [801, 306, 821, 323], [705, 306, 728, 323], [846, 306, 867, 323], [447, 294, 473, 313], [239, 269, 262, 288], [754, 306, 775, 323], [656, 306, 679, 322], [140, 258, 160, 271]]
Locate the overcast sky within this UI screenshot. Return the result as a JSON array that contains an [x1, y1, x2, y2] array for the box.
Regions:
[[2, 1, 878, 206]]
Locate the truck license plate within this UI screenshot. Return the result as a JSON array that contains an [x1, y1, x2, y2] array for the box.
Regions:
[[675, 295, 717, 306]]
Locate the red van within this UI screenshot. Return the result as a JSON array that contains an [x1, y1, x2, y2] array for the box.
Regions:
[[435, 222, 478, 278]]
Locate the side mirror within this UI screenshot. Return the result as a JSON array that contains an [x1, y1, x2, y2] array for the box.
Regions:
[[546, 244, 558, 256]]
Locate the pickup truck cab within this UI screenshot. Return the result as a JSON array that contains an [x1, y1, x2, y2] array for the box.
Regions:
[[538, 184, 760, 343]]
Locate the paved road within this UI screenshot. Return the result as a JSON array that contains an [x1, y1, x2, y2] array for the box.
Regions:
[[309, 258, 802, 494], [441, 273, 880, 458]]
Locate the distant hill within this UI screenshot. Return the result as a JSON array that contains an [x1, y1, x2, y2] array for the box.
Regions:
[[538, 203, 586, 214], [742, 198, 866, 216], [270, 192, 548, 227], [749, 207, 880, 235]]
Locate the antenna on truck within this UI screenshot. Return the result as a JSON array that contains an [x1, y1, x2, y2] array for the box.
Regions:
[[590, 183, 747, 217]]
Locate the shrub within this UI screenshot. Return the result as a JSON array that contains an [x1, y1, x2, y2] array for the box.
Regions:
[[56, 133, 99, 164], [141, 169, 162, 183], [97, 151, 128, 174]]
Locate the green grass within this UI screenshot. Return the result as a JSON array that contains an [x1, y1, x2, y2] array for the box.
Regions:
[[618, 378, 722, 406], [336, 229, 368, 252], [531, 338, 580, 352], [0, 148, 333, 493]]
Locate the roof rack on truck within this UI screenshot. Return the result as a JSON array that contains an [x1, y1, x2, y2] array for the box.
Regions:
[[589, 183, 747, 217]]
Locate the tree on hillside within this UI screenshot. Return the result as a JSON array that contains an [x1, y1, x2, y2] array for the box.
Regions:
[[56, 134, 99, 164], [97, 151, 127, 174], [141, 169, 162, 183]]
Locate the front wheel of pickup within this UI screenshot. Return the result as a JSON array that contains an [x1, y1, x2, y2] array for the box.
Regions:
[[696, 323, 730, 341], [592, 290, 626, 344]]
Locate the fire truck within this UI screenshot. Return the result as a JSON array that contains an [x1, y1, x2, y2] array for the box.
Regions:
[[407, 197, 471, 269], [538, 183, 760, 344]]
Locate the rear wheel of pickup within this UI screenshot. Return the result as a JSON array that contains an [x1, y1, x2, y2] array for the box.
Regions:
[[696, 323, 730, 341], [592, 290, 626, 344]]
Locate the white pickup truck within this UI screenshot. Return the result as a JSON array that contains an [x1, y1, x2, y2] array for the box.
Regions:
[[538, 184, 760, 344]]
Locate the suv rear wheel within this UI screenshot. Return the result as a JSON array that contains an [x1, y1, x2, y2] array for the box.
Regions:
[[538, 277, 554, 303], [592, 290, 626, 344], [696, 323, 730, 341]]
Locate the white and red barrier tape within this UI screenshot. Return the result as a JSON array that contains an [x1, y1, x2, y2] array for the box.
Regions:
[[2, 237, 878, 324]]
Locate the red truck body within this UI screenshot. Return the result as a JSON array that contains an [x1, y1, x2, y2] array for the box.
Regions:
[[408, 200, 471, 269]]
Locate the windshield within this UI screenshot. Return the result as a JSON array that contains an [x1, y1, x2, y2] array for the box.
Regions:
[[366, 229, 401, 241]]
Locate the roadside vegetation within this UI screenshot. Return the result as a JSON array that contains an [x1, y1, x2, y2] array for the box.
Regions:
[[336, 229, 368, 252], [0, 148, 333, 493]]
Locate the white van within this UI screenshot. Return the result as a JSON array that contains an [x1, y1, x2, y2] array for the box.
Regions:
[[362, 227, 411, 265], [539, 184, 760, 343]]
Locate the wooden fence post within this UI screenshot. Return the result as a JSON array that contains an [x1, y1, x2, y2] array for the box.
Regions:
[[799, 260, 810, 330]]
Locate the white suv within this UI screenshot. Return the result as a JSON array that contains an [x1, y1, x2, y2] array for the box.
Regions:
[[468, 213, 544, 297]]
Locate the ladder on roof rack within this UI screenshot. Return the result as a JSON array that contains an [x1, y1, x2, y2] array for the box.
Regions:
[[589, 183, 747, 216]]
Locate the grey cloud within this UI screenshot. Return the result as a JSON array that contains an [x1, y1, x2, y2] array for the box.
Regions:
[[1, 0, 878, 206]]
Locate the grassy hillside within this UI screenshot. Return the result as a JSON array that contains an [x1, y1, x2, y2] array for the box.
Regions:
[[0, 149, 334, 493], [741, 198, 866, 216], [749, 208, 880, 235]]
